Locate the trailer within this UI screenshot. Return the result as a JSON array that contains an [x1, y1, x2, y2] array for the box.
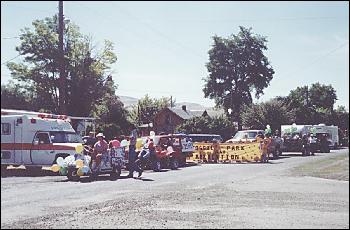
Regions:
[[281, 124, 339, 151]]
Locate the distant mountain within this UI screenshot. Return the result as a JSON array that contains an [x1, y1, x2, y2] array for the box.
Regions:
[[174, 102, 208, 111], [118, 96, 215, 112], [118, 96, 138, 108]]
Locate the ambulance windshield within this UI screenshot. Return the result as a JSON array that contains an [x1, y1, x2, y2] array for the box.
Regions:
[[50, 131, 83, 143]]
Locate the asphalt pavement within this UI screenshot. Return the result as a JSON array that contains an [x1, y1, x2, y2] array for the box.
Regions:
[[1, 149, 349, 229]]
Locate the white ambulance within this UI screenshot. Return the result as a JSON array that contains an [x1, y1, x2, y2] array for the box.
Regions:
[[1, 114, 83, 169]]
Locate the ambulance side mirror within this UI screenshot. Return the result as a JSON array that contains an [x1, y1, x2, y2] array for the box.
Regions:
[[33, 139, 39, 145]]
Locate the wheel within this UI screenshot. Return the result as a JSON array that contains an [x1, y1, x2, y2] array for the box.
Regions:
[[67, 167, 79, 181], [153, 160, 161, 172], [1, 165, 8, 177], [179, 157, 186, 167], [334, 143, 338, 150], [272, 148, 280, 159], [170, 158, 179, 170], [110, 165, 121, 181]]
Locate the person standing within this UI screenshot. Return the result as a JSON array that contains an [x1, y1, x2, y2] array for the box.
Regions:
[[127, 124, 141, 178]]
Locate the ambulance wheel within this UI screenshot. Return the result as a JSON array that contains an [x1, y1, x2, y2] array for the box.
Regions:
[[67, 168, 79, 181], [1, 165, 8, 176]]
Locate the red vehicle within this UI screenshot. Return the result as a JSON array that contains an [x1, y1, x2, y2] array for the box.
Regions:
[[136, 134, 194, 171]]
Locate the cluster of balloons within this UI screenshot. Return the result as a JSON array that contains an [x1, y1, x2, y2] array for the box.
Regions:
[[50, 144, 91, 176]]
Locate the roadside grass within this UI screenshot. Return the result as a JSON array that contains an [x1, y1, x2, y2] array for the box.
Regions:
[[290, 151, 349, 181]]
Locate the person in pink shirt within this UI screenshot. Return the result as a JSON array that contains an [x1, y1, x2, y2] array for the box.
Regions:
[[109, 136, 121, 148]]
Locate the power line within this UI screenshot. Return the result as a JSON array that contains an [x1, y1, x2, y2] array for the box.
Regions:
[[1, 54, 21, 65], [285, 41, 349, 77], [2, 36, 20, 40], [159, 16, 347, 23], [75, 3, 200, 59], [111, 2, 203, 58]]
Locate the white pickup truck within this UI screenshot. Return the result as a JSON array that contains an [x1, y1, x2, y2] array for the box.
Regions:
[[226, 129, 284, 159]]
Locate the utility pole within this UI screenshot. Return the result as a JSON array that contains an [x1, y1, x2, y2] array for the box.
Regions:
[[58, 1, 66, 114]]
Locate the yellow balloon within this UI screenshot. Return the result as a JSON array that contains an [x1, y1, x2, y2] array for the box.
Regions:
[[77, 167, 84, 176], [51, 164, 60, 172], [75, 144, 84, 154], [136, 138, 143, 151], [75, 159, 84, 168]]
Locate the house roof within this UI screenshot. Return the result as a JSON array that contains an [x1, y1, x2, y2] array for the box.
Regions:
[[168, 107, 196, 120]]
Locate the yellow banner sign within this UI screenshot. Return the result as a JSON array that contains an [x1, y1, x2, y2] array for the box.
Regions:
[[187, 142, 263, 163]]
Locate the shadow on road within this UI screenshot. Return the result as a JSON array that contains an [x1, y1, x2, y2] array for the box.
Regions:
[[1, 162, 200, 178], [1, 168, 58, 178]]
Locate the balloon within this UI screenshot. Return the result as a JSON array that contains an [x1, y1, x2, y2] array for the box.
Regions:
[[77, 167, 84, 176], [51, 164, 60, 172], [56, 157, 65, 167], [83, 155, 91, 165], [136, 138, 143, 150], [75, 144, 84, 154], [59, 167, 68, 176], [120, 140, 129, 147], [82, 166, 90, 174], [75, 159, 84, 168], [64, 156, 75, 166]]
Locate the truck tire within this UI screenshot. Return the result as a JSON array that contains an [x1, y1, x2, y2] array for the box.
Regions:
[[153, 160, 161, 172], [110, 166, 121, 181], [273, 147, 281, 159], [170, 158, 179, 170]]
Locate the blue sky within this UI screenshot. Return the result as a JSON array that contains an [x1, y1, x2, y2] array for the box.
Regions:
[[1, 1, 349, 110]]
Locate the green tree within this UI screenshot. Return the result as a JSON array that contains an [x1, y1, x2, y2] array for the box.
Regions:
[[279, 83, 338, 124], [241, 98, 295, 133], [4, 15, 130, 138], [176, 115, 234, 141], [91, 76, 131, 139], [203, 26, 274, 130], [129, 94, 174, 125], [1, 83, 33, 110], [6, 15, 117, 117]]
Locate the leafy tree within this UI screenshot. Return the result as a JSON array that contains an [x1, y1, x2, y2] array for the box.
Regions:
[[332, 106, 349, 130], [203, 26, 274, 130], [241, 98, 295, 133], [279, 83, 338, 124], [91, 76, 130, 139], [6, 15, 117, 117], [4, 15, 130, 138], [129, 94, 174, 125], [176, 115, 234, 141], [1, 83, 33, 110]]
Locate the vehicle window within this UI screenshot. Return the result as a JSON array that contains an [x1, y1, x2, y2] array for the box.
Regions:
[[36, 133, 50, 144], [247, 132, 258, 138], [50, 132, 83, 143], [1, 123, 11, 135]]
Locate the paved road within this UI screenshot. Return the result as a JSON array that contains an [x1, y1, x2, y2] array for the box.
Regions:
[[1, 149, 349, 229]]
